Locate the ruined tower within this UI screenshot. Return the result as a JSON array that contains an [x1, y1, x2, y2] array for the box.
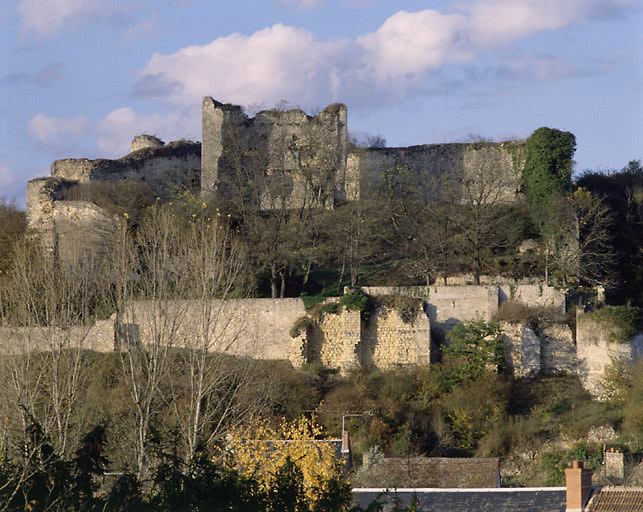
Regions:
[[201, 97, 348, 208]]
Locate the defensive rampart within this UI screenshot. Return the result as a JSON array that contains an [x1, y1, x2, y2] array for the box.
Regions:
[[27, 98, 527, 261], [347, 140, 524, 203], [3, 287, 639, 398]]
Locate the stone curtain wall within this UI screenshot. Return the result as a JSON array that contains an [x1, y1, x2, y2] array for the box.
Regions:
[[499, 284, 566, 313], [120, 298, 307, 361], [50, 142, 200, 191], [27, 140, 201, 258], [361, 284, 566, 335], [0, 319, 115, 355], [540, 324, 577, 374], [4, 291, 639, 398], [346, 140, 524, 204], [361, 307, 431, 369], [424, 285, 497, 337], [52, 201, 118, 261], [502, 323, 542, 378]]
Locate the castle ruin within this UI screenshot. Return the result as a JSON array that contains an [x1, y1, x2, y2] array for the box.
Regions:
[[27, 97, 525, 256], [19, 98, 639, 398]]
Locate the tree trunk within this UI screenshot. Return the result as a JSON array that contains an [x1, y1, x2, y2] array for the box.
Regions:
[[271, 262, 278, 298]]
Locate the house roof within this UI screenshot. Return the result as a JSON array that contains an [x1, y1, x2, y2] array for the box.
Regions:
[[625, 462, 643, 487], [586, 486, 643, 512], [356, 457, 499, 488], [352, 487, 566, 512]]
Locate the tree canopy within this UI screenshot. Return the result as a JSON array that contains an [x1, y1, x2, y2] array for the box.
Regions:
[[523, 127, 576, 205]]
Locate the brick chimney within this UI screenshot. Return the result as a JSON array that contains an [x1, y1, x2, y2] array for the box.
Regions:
[[341, 430, 351, 454], [565, 460, 592, 512]]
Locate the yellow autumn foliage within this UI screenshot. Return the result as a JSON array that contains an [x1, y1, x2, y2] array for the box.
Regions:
[[227, 416, 341, 498]]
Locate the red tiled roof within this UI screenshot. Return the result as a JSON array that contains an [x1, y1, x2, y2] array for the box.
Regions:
[[587, 486, 643, 512]]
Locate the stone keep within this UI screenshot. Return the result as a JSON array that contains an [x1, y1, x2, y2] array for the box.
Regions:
[[201, 97, 348, 208]]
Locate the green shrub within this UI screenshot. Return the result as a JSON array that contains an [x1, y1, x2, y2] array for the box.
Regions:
[[443, 319, 505, 383], [541, 442, 602, 486], [339, 289, 372, 319], [322, 303, 340, 315], [375, 295, 423, 324], [301, 295, 327, 312], [583, 306, 641, 343]]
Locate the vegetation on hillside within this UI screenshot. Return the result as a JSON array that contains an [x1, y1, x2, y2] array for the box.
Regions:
[[0, 130, 641, 506]]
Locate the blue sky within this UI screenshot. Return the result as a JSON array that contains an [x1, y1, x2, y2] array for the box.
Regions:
[[1, 0, 641, 206]]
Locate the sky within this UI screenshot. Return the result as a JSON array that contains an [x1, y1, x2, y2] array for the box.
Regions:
[[1, 0, 641, 207]]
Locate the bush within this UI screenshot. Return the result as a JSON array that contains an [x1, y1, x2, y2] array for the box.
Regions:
[[339, 289, 373, 320], [583, 306, 641, 343], [290, 316, 316, 338], [301, 295, 327, 312], [541, 442, 602, 486], [443, 319, 505, 383], [375, 295, 423, 324], [492, 300, 565, 327]]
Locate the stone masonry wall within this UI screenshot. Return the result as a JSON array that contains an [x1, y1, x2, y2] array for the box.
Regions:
[[540, 324, 576, 374], [501, 323, 541, 378], [346, 140, 524, 204], [0, 319, 114, 354], [120, 298, 307, 361], [52, 201, 119, 261], [4, 292, 638, 387], [576, 313, 643, 398], [360, 285, 566, 339], [202, 97, 347, 208], [424, 285, 497, 337], [50, 140, 201, 190], [315, 309, 346, 367], [499, 284, 566, 313]]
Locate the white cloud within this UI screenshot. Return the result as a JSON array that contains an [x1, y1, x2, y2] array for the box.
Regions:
[[96, 106, 198, 156], [357, 10, 472, 83], [0, 161, 13, 188], [466, 0, 625, 47], [28, 113, 90, 146], [137, 1, 630, 109], [17, 0, 138, 36], [27, 106, 198, 159], [140, 24, 354, 107]]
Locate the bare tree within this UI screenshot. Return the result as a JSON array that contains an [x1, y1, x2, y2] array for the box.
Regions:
[[162, 216, 267, 461], [0, 239, 104, 460], [110, 205, 191, 477], [439, 142, 515, 285]]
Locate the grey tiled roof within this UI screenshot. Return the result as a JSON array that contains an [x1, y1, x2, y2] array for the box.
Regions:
[[356, 457, 499, 488], [625, 462, 643, 486], [352, 488, 566, 512]]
